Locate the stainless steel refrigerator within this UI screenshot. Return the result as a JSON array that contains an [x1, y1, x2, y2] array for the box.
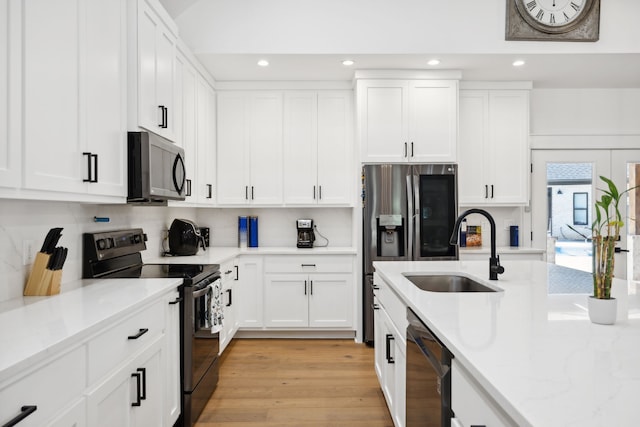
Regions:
[[363, 164, 458, 345]]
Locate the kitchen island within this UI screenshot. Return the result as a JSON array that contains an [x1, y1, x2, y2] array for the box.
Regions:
[[374, 260, 640, 427]]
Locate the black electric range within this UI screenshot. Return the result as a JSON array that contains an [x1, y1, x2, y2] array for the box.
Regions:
[[82, 228, 221, 427]]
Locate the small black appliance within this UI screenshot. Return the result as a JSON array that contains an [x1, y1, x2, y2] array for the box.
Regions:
[[296, 219, 315, 248], [169, 219, 206, 256]]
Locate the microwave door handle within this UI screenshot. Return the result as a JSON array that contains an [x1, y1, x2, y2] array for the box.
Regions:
[[413, 173, 420, 260], [406, 173, 413, 260]]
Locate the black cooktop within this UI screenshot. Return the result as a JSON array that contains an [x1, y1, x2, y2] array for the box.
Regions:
[[103, 263, 220, 285]]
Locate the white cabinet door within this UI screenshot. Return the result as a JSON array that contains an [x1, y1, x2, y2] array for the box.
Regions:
[[176, 52, 198, 203], [408, 80, 457, 163], [22, 0, 83, 194], [216, 92, 250, 205], [163, 291, 181, 426], [46, 398, 86, 427], [196, 78, 216, 205], [283, 91, 317, 205], [83, 0, 127, 197], [249, 92, 283, 205], [317, 92, 353, 205], [488, 91, 529, 204], [264, 274, 309, 327], [458, 89, 529, 206], [220, 259, 239, 353], [0, 0, 18, 189], [358, 80, 408, 163], [308, 274, 353, 328], [137, 0, 177, 141], [236, 256, 263, 328]]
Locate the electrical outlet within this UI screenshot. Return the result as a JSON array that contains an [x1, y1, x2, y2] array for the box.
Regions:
[[503, 219, 513, 231], [22, 240, 35, 265]]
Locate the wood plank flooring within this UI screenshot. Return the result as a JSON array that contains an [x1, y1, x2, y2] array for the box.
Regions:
[[195, 339, 394, 427]]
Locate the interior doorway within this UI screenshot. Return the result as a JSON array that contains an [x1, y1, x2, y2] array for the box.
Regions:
[[532, 150, 640, 280]]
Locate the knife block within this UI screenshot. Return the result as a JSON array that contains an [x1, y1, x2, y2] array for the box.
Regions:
[[23, 252, 50, 296]]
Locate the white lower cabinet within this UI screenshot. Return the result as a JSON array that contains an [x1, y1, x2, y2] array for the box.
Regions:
[[163, 290, 181, 426], [46, 398, 86, 427], [263, 255, 354, 329], [451, 359, 516, 427], [235, 256, 264, 328], [220, 258, 239, 353]]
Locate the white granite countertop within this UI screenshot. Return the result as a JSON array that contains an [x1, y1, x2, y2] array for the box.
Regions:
[[144, 246, 357, 264], [0, 277, 181, 383], [373, 260, 640, 427]]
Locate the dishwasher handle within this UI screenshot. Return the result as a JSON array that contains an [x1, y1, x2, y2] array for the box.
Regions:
[[407, 308, 452, 378]]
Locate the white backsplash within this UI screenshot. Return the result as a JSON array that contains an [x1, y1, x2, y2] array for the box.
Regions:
[[457, 206, 526, 248], [0, 200, 354, 303]]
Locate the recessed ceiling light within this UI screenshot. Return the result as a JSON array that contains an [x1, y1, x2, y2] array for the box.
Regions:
[[342, 60, 355, 66], [427, 59, 440, 66], [257, 60, 269, 67], [512, 60, 525, 67]]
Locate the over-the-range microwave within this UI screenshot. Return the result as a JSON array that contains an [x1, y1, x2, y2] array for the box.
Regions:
[[127, 131, 186, 204]]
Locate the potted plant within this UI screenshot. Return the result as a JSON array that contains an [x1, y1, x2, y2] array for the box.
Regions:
[[589, 176, 636, 324]]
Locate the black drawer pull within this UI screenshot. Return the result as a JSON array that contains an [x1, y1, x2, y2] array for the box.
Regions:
[[226, 289, 232, 307], [127, 328, 149, 340], [301, 264, 316, 267], [3, 406, 37, 427], [385, 334, 395, 364], [372, 303, 380, 310], [169, 297, 183, 305], [137, 367, 147, 400], [131, 372, 142, 407]]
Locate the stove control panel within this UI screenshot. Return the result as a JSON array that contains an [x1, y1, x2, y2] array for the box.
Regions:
[[84, 229, 147, 262]]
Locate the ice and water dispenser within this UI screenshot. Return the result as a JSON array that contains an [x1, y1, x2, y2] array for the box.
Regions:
[[376, 214, 405, 257]]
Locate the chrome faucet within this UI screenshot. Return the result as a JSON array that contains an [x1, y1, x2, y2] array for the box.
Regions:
[[450, 208, 505, 280]]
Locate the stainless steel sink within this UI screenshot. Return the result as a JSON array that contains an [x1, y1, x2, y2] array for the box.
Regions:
[[403, 274, 498, 293]]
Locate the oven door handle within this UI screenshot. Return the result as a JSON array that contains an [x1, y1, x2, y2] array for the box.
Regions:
[[192, 285, 212, 299]]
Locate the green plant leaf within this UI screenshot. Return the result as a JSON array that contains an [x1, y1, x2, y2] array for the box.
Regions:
[[600, 176, 619, 200]]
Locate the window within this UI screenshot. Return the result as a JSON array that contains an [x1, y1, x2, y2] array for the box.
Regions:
[[573, 192, 588, 225]]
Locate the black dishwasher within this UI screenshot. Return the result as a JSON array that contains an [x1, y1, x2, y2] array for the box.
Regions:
[[406, 308, 453, 427]]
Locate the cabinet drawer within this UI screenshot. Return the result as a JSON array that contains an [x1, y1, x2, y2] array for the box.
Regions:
[[374, 273, 407, 346], [220, 259, 236, 287], [0, 346, 86, 427], [87, 299, 164, 383], [264, 255, 353, 274]]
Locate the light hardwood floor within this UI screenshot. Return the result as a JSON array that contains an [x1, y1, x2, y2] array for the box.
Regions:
[[195, 339, 394, 427]]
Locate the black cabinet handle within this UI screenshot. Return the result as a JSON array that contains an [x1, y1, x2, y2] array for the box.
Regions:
[[403, 142, 407, 157], [169, 297, 183, 305], [251, 186, 254, 200], [245, 186, 248, 200], [164, 107, 168, 129], [304, 280, 307, 295], [158, 105, 168, 128], [225, 270, 233, 275], [491, 184, 494, 198], [127, 328, 149, 340], [310, 280, 313, 295], [319, 186, 322, 200], [385, 334, 395, 364], [137, 367, 147, 400], [207, 184, 213, 199], [226, 289, 232, 307], [372, 303, 380, 310], [372, 284, 380, 290], [186, 179, 192, 197], [131, 371, 142, 407], [2, 406, 37, 427], [301, 264, 316, 267], [615, 247, 630, 253], [313, 185, 316, 200], [83, 152, 92, 182], [92, 153, 98, 183], [411, 142, 414, 157], [484, 185, 488, 199], [234, 265, 239, 280], [158, 105, 165, 128]]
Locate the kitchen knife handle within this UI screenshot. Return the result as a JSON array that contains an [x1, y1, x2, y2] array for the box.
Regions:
[[131, 372, 142, 407], [127, 328, 149, 340], [3, 405, 37, 427]]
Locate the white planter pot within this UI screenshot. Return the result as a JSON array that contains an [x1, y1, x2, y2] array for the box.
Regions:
[[587, 296, 617, 325]]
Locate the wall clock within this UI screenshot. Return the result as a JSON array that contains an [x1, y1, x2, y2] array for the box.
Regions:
[[506, 0, 600, 42]]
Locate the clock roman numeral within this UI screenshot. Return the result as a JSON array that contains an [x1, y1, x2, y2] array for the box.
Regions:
[[536, 9, 544, 20], [571, 1, 580, 11], [550, 13, 556, 24], [526, 0, 537, 12], [563, 11, 570, 21]]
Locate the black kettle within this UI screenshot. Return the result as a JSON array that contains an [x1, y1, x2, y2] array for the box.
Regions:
[[168, 219, 206, 256]]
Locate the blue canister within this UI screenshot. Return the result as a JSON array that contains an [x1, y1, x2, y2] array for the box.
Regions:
[[238, 216, 248, 248], [249, 216, 259, 247], [510, 225, 519, 247]]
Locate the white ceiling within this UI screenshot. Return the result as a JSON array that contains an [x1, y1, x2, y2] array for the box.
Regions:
[[159, 0, 640, 88]]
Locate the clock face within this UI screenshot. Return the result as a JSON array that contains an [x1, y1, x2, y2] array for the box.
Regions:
[[516, 0, 593, 33]]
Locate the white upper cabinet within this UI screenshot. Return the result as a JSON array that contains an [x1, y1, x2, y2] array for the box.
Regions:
[[22, 0, 127, 199], [134, 0, 178, 141], [458, 89, 530, 205], [217, 91, 283, 205], [174, 51, 197, 202], [196, 77, 216, 205], [358, 79, 458, 163], [0, 0, 18, 189], [283, 91, 353, 206]]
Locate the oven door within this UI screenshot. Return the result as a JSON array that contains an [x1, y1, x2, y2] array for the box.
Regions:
[[183, 279, 220, 393]]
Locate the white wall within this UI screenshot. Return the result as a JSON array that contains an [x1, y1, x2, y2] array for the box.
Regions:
[[0, 199, 197, 303]]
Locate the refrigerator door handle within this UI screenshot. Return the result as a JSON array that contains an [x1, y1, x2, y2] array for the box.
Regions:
[[406, 173, 413, 260], [413, 172, 421, 260]]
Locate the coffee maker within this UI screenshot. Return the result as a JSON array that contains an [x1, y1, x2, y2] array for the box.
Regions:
[[296, 219, 315, 248]]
